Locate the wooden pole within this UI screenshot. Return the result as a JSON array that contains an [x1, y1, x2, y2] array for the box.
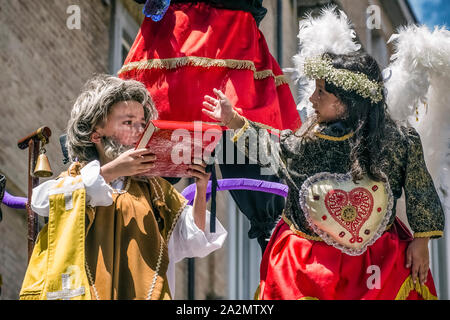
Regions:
[[18, 127, 52, 262], [26, 139, 40, 261]]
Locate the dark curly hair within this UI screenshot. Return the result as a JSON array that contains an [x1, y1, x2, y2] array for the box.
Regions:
[[305, 51, 391, 182]]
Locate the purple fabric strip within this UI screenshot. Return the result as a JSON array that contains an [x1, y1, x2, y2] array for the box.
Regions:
[[181, 178, 288, 205], [2, 191, 27, 209]]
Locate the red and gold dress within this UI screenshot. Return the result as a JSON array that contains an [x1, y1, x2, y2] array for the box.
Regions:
[[233, 119, 444, 300]]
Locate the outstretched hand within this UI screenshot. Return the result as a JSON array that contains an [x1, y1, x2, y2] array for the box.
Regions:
[[202, 88, 235, 125]]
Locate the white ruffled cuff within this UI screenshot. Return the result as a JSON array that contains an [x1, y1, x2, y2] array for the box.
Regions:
[[169, 205, 227, 263]]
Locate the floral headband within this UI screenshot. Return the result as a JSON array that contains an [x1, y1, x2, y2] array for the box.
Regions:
[[304, 55, 384, 104]]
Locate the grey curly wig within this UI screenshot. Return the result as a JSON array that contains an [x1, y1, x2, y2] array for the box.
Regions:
[[66, 74, 158, 162]]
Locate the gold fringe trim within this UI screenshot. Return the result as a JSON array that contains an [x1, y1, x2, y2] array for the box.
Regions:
[[395, 275, 438, 300], [254, 69, 275, 80], [282, 214, 323, 241], [275, 75, 289, 86], [118, 56, 289, 87], [314, 131, 354, 141], [231, 117, 250, 143], [414, 231, 443, 238], [299, 296, 319, 300]]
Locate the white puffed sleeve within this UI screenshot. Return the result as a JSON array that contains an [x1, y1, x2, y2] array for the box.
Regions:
[[31, 179, 60, 217], [80, 160, 114, 207], [166, 205, 227, 297], [31, 160, 114, 217]]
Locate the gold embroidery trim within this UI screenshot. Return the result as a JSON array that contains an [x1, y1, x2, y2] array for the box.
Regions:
[[231, 117, 250, 143], [230, 117, 283, 143], [118, 56, 289, 87], [414, 231, 443, 238], [314, 131, 354, 141], [250, 121, 281, 134], [395, 275, 438, 300]]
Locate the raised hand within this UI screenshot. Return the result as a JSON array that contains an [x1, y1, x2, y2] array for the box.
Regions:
[[202, 88, 236, 126]]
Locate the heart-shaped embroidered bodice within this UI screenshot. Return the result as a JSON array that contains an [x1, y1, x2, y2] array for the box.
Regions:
[[299, 172, 393, 255], [324, 188, 374, 244]]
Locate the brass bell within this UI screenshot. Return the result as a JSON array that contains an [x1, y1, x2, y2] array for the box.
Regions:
[[33, 148, 53, 178]]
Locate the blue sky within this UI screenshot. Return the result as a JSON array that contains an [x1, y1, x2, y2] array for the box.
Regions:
[[408, 0, 449, 28]]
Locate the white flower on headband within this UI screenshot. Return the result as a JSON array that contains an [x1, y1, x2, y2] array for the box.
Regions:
[[304, 56, 384, 104]]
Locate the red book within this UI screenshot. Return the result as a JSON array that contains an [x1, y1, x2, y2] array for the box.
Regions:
[[135, 120, 223, 177]]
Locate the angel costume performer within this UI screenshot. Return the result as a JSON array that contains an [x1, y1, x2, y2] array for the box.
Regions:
[[19, 161, 226, 300], [231, 8, 445, 300], [237, 118, 445, 300]]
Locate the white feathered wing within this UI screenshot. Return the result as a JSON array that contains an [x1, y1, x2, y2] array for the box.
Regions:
[[384, 25, 450, 214]]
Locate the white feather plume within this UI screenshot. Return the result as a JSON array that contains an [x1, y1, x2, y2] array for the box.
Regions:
[[384, 25, 450, 122], [290, 6, 361, 119], [384, 25, 450, 215]]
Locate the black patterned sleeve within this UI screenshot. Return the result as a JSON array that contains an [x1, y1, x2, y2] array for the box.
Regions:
[[403, 126, 445, 238], [230, 117, 298, 179]]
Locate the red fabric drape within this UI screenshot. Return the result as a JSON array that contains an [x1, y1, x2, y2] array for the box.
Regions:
[[119, 2, 301, 131]]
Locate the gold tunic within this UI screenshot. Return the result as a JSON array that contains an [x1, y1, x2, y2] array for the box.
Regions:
[[84, 177, 187, 300], [20, 162, 187, 300]]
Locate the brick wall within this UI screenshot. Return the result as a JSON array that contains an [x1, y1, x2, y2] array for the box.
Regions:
[[0, 0, 112, 299]]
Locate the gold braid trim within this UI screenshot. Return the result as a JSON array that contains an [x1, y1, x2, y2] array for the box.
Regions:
[[414, 231, 443, 238], [314, 131, 354, 141], [230, 117, 282, 142], [250, 121, 281, 134], [231, 117, 251, 143], [146, 179, 187, 300], [395, 275, 438, 300], [118, 56, 288, 87], [299, 296, 319, 300], [85, 261, 100, 300]]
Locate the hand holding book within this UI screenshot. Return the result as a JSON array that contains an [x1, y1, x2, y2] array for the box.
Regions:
[[100, 148, 156, 183], [134, 120, 223, 177]]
